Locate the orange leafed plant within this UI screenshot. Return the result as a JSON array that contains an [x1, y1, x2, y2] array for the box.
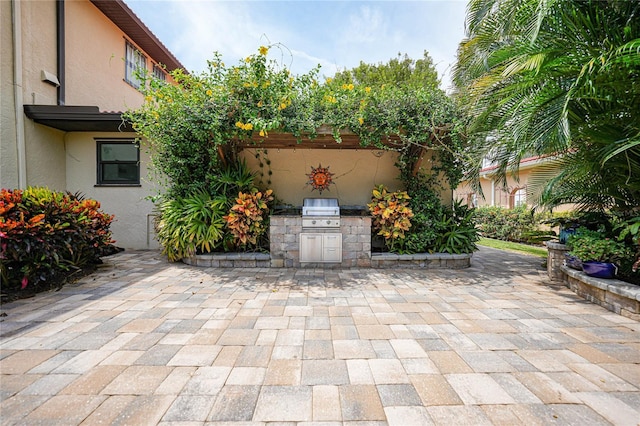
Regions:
[[367, 184, 413, 251], [224, 189, 274, 247]]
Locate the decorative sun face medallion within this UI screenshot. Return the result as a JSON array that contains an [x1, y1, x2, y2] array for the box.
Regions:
[[306, 164, 334, 193]]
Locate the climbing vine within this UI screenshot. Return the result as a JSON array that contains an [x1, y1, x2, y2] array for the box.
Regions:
[[125, 45, 465, 197]]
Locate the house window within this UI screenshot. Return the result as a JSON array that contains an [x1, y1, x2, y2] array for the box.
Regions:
[[97, 140, 140, 185], [125, 41, 146, 89], [512, 187, 527, 207], [467, 192, 478, 208], [152, 64, 166, 81]]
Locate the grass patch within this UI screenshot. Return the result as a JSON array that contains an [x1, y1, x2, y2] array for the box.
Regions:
[[478, 237, 548, 258]]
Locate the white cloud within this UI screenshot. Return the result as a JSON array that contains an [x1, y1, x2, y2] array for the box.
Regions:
[[341, 5, 387, 44]]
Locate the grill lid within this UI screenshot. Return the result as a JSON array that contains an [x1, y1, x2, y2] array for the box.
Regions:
[[302, 198, 340, 216]]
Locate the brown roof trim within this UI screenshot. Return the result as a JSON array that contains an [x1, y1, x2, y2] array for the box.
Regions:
[[90, 0, 186, 73], [24, 105, 134, 132]]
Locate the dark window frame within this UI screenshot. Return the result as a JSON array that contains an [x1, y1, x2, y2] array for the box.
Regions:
[[96, 139, 141, 186]]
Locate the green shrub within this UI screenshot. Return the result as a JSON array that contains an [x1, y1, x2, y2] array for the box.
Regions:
[[154, 190, 226, 262], [567, 228, 630, 263], [154, 159, 276, 260], [1, 188, 115, 295], [434, 200, 479, 254], [402, 175, 445, 253], [474, 206, 557, 244]]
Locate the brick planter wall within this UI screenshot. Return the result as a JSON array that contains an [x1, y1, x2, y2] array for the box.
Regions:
[[545, 241, 569, 281], [562, 266, 640, 320], [183, 252, 270, 268], [183, 215, 473, 270], [371, 253, 472, 269]]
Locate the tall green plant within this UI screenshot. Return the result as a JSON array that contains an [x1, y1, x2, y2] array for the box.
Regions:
[[155, 190, 226, 261], [210, 159, 257, 201], [434, 200, 479, 254], [401, 174, 445, 253]]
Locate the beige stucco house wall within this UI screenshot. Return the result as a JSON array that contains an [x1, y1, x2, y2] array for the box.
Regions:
[[2, 0, 183, 249], [454, 156, 573, 211]]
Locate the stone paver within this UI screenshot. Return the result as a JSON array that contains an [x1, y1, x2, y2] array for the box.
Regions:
[[1, 247, 639, 424]]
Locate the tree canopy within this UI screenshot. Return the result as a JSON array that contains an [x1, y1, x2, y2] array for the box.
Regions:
[[332, 51, 441, 91], [454, 0, 640, 212]]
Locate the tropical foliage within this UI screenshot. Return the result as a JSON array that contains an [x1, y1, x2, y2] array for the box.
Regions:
[[367, 185, 414, 252], [568, 228, 630, 264], [1, 188, 115, 296], [154, 190, 227, 262], [224, 189, 274, 248], [153, 159, 272, 260], [454, 0, 640, 212], [434, 200, 479, 255]]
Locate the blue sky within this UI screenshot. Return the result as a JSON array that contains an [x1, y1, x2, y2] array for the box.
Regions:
[[125, 0, 469, 90]]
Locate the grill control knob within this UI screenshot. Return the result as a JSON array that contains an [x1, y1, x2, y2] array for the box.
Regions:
[[326, 220, 331, 225], [312, 220, 316, 225]]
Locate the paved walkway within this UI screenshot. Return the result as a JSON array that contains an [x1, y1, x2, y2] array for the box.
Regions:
[[1, 247, 639, 425]]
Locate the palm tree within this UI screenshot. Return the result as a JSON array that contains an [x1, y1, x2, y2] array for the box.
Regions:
[[454, 0, 640, 212]]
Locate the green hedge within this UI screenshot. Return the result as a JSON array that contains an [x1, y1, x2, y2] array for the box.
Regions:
[[0, 187, 115, 296], [473, 206, 556, 244]]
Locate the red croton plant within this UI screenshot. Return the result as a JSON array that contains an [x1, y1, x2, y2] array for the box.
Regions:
[[0, 188, 114, 294], [224, 189, 274, 248]]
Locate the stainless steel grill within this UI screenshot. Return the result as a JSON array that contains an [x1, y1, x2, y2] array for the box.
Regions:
[[302, 198, 340, 217], [302, 198, 340, 229], [300, 198, 342, 263]]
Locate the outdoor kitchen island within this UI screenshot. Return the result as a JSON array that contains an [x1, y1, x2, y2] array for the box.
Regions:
[[269, 199, 372, 268]]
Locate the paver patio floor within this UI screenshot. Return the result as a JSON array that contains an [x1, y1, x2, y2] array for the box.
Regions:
[[1, 247, 639, 425]]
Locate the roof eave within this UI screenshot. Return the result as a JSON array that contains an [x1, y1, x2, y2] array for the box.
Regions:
[[24, 105, 134, 132]]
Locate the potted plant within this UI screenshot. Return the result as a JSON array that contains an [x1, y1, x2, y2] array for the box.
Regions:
[[567, 228, 631, 278]]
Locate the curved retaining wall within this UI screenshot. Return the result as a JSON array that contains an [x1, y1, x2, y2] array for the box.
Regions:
[[561, 266, 640, 320]]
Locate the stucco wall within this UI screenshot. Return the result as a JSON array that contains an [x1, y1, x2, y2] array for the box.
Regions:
[[65, 1, 148, 110], [23, 122, 67, 190], [1, 0, 19, 188], [240, 148, 404, 207], [19, 0, 58, 106], [65, 132, 160, 249]]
